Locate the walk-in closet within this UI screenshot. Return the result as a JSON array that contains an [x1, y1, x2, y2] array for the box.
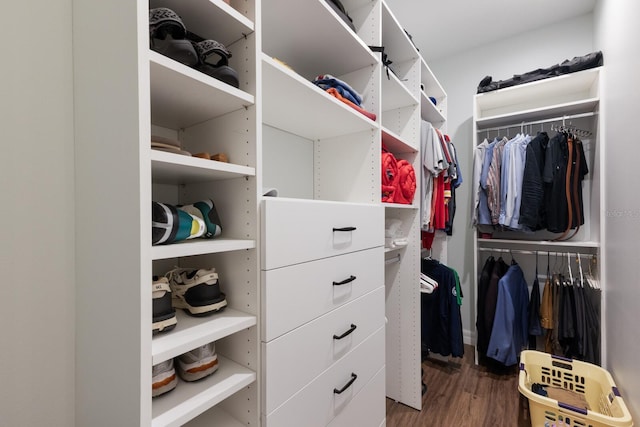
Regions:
[[4, 0, 640, 426]]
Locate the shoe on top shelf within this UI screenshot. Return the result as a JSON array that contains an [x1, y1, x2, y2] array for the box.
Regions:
[[178, 199, 222, 239], [149, 7, 198, 67], [152, 358, 178, 397], [165, 267, 227, 316], [152, 201, 206, 245], [152, 276, 177, 335], [176, 341, 219, 382]]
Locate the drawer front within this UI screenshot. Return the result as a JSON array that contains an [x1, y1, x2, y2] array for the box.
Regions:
[[264, 326, 385, 427], [327, 365, 386, 427], [261, 198, 384, 270], [261, 246, 383, 341], [263, 287, 384, 414]]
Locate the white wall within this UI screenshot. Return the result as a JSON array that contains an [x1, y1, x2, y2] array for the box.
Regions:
[[0, 0, 75, 426], [594, 0, 640, 419], [429, 13, 595, 345]]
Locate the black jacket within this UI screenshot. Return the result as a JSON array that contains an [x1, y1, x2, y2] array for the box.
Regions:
[[519, 132, 549, 230]]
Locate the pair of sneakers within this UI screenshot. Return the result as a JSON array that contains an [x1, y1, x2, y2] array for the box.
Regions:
[[152, 341, 219, 397], [152, 267, 228, 335], [152, 199, 222, 246], [149, 7, 240, 88]]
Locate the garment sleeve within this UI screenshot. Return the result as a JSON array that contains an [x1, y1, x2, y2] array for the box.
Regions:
[[486, 278, 517, 366], [471, 141, 487, 226]]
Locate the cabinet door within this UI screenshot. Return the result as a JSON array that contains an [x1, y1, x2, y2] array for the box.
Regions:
[[261, 198, 384, 270]]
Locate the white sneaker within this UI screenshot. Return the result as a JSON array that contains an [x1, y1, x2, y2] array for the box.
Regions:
[[176, 341, 219, 382], [152, 359, 178, 397]]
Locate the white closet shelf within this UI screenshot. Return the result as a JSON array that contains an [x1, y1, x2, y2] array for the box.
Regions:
[[152, 308, 257, 365], [182, 407, 245, 427], [151, 150, 255, 184], [381, 1, 419, 64], [475, 67, 601, 114], [151, 356, 256, 427], [420, 91, 446, 126], [420, 58, 446, 100], [151, 239, 256, 260], [150, 51, 254, 129], [262, 54, 377, 140], [382, 127, 417, 153], [478, 238, 599, 250], [382, 202, 418, 210], [261, 0, 377, 79], [150, 0, 254, 46], [476, 98, 599, 129], [381, 71, 419, 112]]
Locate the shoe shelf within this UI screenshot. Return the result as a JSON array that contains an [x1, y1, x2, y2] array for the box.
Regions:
[[151, 355, 256, 427], [182, 407, 245, 427], [150, 50, 254, 129], [153, 309, 256, 365], [262, 54, 377, 140], [150, 0, 254, 48], [151, 150, 255, 184], [151, 239, 256, 261]]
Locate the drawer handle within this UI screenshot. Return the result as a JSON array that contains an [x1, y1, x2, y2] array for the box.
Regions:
[[333, 324, 357, 340], [333, 226, 356, 232], [333, 373, 357, 395], [333, 275, 356, 286]]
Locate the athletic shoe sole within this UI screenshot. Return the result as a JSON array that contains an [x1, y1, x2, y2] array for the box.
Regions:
[[177, 354, 219, 382]]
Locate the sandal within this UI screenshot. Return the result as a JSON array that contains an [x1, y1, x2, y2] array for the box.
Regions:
[[149, 8, 198, 67], [192, 40, 240, 88]]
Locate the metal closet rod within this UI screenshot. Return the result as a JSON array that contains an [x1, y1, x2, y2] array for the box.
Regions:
[[478, 247, 597, 257], [476, 111, 597, 133]]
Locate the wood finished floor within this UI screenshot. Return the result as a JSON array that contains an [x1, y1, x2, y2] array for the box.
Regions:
[[386, 345, 532, 427]]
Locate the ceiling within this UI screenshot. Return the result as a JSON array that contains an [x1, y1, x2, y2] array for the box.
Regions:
[[384, 0, 597, 61]]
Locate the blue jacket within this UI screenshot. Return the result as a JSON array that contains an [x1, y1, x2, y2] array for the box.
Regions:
[[486, 263, 529, 366]]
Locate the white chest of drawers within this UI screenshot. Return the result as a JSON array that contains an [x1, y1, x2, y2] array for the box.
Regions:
[[261, 198, 385, 426]]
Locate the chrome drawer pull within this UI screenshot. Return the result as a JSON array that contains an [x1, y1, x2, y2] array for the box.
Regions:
[[333, 373, 357, 395], [333, 275, 356, 286], [332, 226, 356, 232], [333, 324, 357, 340]]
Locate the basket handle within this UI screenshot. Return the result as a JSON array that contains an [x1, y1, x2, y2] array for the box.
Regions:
[[558, 402, 588, 415]]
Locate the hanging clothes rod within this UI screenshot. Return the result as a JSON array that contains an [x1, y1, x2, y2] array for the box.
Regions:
[[476, 111, 597, 133], [478, 247, 596, 257]]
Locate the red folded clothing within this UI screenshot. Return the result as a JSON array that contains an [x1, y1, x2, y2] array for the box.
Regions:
[[326, 88, 377, 121]]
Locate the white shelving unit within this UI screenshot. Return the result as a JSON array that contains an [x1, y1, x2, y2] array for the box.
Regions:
[[472, 67, 604, 365], [74, 0, 446, 424], [380, 0, 423, 411], [74, 0, 260, 425]]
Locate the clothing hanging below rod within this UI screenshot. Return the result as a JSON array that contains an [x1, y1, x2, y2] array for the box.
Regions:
[[478, 247, 597, 257], [476, 111, 597, 133]]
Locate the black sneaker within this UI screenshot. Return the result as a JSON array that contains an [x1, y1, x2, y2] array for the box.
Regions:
[[165, 268, 227, 316], [152, 276, 177, 334]]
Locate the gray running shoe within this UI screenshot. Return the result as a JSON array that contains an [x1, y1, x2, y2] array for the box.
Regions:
[[152, 359, 178, 397], [176, 342, 219, 382]]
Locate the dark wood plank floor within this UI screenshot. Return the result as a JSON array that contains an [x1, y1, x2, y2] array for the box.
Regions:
[[386, 345, 532, 427]]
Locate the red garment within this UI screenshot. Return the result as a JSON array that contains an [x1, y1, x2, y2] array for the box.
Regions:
[[432, 174, 446, 230], [394, 159, 416, 204], [326, 88, 377, 121]]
